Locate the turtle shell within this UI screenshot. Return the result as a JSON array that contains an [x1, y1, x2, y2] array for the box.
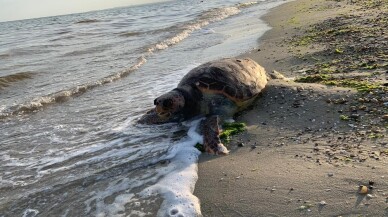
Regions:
[[178, 58, 267, 104]]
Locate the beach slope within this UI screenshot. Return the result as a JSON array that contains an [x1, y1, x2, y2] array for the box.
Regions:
[[194, 0, 388, 216]]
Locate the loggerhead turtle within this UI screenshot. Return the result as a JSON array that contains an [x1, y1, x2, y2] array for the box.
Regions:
[[138, 58, 267, 155]]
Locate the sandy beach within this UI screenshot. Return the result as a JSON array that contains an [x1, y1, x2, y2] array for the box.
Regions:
[[194, 0, 388, 216]]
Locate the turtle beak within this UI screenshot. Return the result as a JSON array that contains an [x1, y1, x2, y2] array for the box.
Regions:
[[157, 111, 171, 119], [153, 106, 168, 117], [155, 103, 172, 118]]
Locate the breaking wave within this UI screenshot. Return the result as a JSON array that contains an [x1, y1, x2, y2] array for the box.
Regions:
[[147, 6, 240, 53]]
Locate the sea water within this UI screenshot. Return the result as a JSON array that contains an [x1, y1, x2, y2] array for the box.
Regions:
[[0, 0, 287, 216]]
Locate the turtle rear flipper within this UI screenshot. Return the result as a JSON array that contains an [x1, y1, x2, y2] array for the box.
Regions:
[[201, 116, 229, 155]]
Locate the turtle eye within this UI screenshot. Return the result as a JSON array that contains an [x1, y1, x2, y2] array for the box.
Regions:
[[163, 99, 173, 108]]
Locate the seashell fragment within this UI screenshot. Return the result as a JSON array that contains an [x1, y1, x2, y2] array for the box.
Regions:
[[359, 185, 368, 194]]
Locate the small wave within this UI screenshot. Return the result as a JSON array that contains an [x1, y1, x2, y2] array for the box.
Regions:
[[62, 43, 112, 57], [49, 35, 75, 42], [147, 6, 240, 53], [118, 31, 142, 37], [0, 57, 146, 119], [237, 1, 259, 8], [0, 53, 11, 59], [75, 19, 100, 24], [56, 30, 71, 35], [3, 48, 54, 57], [0, 72, 35, 89]]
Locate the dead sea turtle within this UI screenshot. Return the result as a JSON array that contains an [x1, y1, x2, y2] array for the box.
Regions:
[[138, 58, 267, 155]]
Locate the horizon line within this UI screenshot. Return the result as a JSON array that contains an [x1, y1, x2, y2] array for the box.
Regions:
[[0, 0, 173, 24]]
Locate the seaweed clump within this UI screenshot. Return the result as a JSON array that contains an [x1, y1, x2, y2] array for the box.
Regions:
[[219, 122, 246, 143], [195, 122, 246, 152]]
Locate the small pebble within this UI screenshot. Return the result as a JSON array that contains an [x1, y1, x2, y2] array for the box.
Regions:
[[350, 114, 360, 120], [318, 201, 327, 206], [328, 173, 334, 177], [297, 86, 304, 92], [366, 194, 373, 199]]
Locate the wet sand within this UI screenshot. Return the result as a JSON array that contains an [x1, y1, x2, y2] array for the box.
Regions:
[[194, 0, 388, 216]]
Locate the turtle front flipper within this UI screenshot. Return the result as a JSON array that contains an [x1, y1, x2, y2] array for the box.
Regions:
[[201, 116, 229, 155]]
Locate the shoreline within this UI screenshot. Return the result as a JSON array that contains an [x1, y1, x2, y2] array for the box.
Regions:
[[194, 0, 388, 216]]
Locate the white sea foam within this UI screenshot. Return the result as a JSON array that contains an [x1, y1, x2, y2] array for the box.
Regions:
[[81, 119, 203, 217], [139, 119, 203, 217], [22, 208, 39, 217]]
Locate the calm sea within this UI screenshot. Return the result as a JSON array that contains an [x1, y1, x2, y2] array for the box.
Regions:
[[0, 0, 287, 216]]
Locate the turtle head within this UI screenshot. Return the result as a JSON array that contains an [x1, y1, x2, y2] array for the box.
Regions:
[[153, 90, 185, 120], [138, 90, 185, 125]]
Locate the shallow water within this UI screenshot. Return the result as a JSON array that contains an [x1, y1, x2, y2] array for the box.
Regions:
[[0, 0, 288, 216]]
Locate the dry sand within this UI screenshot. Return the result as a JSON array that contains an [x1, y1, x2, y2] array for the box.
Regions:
[[194, 0, 388, 216]]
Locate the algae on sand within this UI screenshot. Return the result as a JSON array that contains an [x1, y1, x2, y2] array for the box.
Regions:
[[295, 74, 387, 92], [219, 122, 246, 143]]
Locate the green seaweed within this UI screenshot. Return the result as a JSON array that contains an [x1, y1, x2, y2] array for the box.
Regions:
[[342, 0, 388, 9], [295, 73, 386, 92], [343, 157, 352, 162], [323, 80, 383, 92], [219, 122, 247, 143], [359, 62, 378, 70], [294, 35, 315, 46], [340, 115, 350, 121], [195, 122, 247, 152], [288, 16, 300, 25], [335, 48, 344, 54], [295, 74, 332, 83], [368, 133, 384, 139]]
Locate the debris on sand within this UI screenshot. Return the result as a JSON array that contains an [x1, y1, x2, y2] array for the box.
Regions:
[[359, 185, 369, 194]]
